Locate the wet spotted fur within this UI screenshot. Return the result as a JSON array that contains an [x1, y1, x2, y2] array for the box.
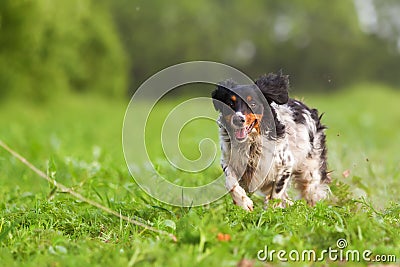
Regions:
[[212, 73, 331, 211]]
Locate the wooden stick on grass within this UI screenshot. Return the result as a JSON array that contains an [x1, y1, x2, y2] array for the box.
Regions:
[[0, 139, 177, 242]]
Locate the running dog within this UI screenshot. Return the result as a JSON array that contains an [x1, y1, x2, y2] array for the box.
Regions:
[[212, 72, 330, 211]]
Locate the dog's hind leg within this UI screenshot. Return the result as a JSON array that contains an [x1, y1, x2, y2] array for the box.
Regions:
[[294, 111, 331, 205], [293, 157, 330, 206]]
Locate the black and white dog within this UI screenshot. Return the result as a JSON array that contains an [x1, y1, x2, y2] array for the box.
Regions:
[[212, 72, 330, 211]]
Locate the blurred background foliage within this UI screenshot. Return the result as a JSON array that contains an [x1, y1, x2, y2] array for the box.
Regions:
[[0, 0, 127, 101], [1, 0, 400, 101]]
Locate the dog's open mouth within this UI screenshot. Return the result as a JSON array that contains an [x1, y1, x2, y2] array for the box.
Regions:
[[234, 120, 256, 141]]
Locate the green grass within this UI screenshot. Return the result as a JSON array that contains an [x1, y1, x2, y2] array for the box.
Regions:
[[0, 86, 399, 266]]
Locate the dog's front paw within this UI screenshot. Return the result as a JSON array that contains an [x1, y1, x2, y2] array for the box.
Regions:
[[235, 196, 254, 211]]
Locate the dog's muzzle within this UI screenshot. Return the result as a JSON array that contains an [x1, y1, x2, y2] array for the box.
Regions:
[[232, 114, 245, 127], [231, 113, 255, 141]]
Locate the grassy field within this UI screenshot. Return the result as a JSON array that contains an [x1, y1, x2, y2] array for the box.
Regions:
[[0, 85, 399, 266]]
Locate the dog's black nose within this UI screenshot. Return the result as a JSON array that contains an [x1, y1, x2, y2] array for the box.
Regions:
[[232, 115, 245, 126]]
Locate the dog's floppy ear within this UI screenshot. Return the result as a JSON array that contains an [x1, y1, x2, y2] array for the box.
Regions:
[[255, 72, 289, 105], [211, 79, 237, 111]]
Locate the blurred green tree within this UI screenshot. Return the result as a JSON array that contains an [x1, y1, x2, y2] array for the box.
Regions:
[[1, 0, 400, 100], [0, 0, 127, 101], [109, 0, 400, 94]]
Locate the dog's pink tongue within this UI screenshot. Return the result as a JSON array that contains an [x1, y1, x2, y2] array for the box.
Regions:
[[235, 128, 247, 139]]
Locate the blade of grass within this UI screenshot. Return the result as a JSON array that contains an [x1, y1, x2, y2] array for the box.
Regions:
[[0, 139, 177, 242], [0, 218, 19, 242]]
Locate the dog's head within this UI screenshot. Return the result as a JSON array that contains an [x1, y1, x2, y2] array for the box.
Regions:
[[212, 72, 289, 142]]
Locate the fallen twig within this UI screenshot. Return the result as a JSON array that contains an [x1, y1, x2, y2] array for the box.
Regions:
[[0, 139, 177, 242]]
